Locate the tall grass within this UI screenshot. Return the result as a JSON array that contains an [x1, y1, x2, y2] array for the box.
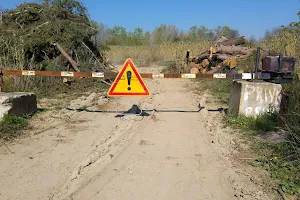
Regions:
[[253, 26, 300, 196], [107, 41, 210, 65]]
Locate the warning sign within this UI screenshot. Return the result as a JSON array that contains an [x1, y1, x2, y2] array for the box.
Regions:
[[107, 58, 150, 96]]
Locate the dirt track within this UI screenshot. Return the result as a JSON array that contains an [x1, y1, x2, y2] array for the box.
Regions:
[[0, 66, 276, 200]]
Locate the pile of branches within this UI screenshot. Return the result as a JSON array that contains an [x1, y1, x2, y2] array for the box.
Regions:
[[0, 1, 109, 72], [186, 36, 255, 74]]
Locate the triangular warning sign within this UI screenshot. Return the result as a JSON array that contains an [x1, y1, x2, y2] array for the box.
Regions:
[[107, 58, 150, 96]]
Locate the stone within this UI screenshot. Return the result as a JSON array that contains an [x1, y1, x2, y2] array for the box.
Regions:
[[228, 80, 282, 117], [0, 92, 37, 119]]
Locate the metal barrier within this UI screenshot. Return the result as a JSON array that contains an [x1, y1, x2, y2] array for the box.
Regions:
[[0, 69, 272, 80]]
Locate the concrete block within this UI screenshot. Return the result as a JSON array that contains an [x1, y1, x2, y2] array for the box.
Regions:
[[0, 92, 37, 120], [228, 81, 282, 117]]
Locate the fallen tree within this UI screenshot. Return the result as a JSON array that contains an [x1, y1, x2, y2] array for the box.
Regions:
[[0, 1, 109, 72]]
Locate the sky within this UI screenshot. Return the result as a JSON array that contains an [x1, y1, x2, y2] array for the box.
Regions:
[[1, 0, 300, 38]]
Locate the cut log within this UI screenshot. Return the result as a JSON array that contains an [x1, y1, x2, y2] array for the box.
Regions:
[[205, 65, 222, 74], [197, 46, 255, 61], [223, 59, 237, 69], [216, 36, 228, 43], [200, 68, 208, 73], [218, 36, 246, 46], [190, 67, 199, 74], [185, 36, 254, 74], [201, 59, 210, 68]]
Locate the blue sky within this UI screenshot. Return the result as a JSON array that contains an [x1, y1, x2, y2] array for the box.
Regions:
[[1, 0, 300, 38]]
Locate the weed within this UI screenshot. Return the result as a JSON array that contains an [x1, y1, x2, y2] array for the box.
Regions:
[[227, 113, 278, 133], [0, 114, 29, 140], [107, 42, 209, 65], [200, 72, 299, 196], [160, 62, 183, 73], [195, 79, 232, 105], [3, 76, 110, 100], [250, 141, 300, 196]]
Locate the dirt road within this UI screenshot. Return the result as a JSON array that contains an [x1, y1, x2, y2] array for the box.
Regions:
[[0, 66, 276, 200]]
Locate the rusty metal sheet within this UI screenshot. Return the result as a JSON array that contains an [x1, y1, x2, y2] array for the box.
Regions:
[[163, 74, 182, 78], [35, 71, 61, 77], [141, 73, 153, 79], [2, 70, 23, 76], [196, 74, 213, 79], [73, 72, 92, 78]]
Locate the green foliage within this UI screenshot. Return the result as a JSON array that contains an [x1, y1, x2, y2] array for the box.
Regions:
[[249, 159, 300, 195], [102, 24, 240, 46], [249, 142, 300, 196], [187, 25, 239, 41], [42, 0, 89, 18], [227, 111, 299, 196], [0, 114, 29, 140], [104, 26, 150, 46], [0, 1, 107, 70], [262, 11, 300, 193], [228, 113, 277, 133]]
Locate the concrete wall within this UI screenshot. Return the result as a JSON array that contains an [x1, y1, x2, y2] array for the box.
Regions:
[[228, 81, 282, 117], [0, 92, 37, 120]]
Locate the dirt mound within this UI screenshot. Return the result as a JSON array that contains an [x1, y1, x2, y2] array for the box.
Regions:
[[69, 93, 108, 109]]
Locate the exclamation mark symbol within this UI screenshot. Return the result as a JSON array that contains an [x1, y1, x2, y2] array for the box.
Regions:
[[127, 71, 132, 91]]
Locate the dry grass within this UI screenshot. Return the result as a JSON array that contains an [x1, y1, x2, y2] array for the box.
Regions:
[[107, 41, 210, 65]]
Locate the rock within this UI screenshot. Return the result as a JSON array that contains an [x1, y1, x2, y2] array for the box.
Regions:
[[0, 92, 37, 120]]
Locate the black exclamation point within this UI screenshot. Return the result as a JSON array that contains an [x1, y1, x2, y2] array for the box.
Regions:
[[127, 71, 132, 91]]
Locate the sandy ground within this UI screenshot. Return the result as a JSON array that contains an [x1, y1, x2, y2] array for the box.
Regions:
[[0, 66, 278, 200]]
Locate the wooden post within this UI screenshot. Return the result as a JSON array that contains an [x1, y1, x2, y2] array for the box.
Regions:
[[0, 70, 3, 92]]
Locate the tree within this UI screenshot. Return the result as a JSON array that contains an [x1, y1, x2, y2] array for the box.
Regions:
[[41, 0, 89, 19], [144, 31, 151, 45], [96, 22, 109, 44], [188, 26, 198, 39], [152, 24, 165, 44], [106, 25, 128, 45], [196, 25, 209, 40], [214, 25, 239, 39], [207, 29, 215, 41], [132, 27, 145, 45]]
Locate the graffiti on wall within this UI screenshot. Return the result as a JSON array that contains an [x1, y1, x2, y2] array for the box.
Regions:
[[243, 84, 281, 116]]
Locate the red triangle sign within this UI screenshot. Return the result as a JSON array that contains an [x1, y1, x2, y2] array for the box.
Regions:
[[107, 58, 150, 96]]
